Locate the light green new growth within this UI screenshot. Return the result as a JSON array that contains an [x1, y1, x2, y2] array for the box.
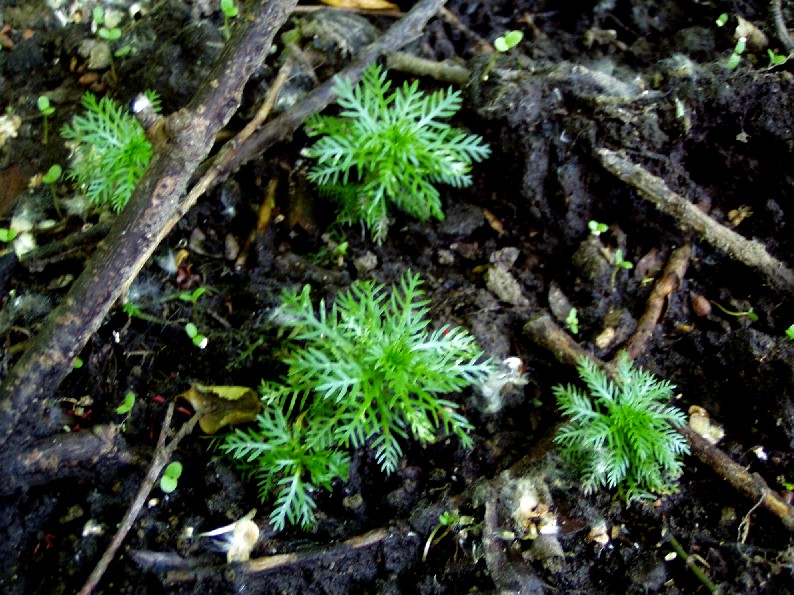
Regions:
[[304, 64, 491, 243], [219, 271, 495, 530], [553, 353, 690, 502], [61, 91, 160, 212]]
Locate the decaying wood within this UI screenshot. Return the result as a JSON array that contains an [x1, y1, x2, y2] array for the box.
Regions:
[[0, 0, 298, 446], [596, 147, 794, 294]]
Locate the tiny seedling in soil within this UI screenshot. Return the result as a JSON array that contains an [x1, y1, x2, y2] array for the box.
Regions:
[[159, 461, 183, 494], [767, 49, 788, 67], [482, 30, 524, 79], [220, 0, 239, 40], [727, 36, 747, 69], [610, 248, 633, 288], [185, 322, 208, 349], [116, 392, 135, 431], [553, 352, 690, 502], [37, 96, 55, 144], [304, 63, 490, 243], [588, 219, 607, 236], [565, 307, 579, 335], [0, 228, 18, 242], [786, 324, 794, 340], [179, 287, 206, 303], [711, 301, 759, 323], [423, 510, 476, 561]]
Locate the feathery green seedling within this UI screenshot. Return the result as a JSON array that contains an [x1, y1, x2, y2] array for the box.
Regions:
[[219, 271, 495, 530], [61, 91, 160, 211], [304, 64, 491, 243], [553, 353, 690, 502]]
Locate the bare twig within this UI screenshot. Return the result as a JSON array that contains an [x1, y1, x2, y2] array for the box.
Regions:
[[620, 244, 691, 360], [596, 147, 794, 294], [79, 403, 200, 595], [0, 0, 298, 446], [215, 0, 450, 183], [386, 52, 471, 84], [163, 528, 388, 583]]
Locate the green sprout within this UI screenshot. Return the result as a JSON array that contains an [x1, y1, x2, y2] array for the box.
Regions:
[[305, 63, 491, 243], [0, 228, 18, 242], [483, 30, 524, 80], [116, 391, 136, 431], [37, 96, 55, 144], [219, 271, 495, 530], [610, 248, 634, 288], [422, 510, 476, 561], [553, 353, 690, 502], [588, 219, 607, 236], [711, 301, 758, 323], [786, 324, 794, 341], [73, 357, 84, 369], [767, 49, 788, 67], [727, 36, 747, 69], [220, 0, 239, 41], [42, 164, 63, 216], [61, 91, 160, 212], [160, 461, 183, 494], [715, 13, 729, 27], [565, 307, 579, 335], [179, 287, 207, 304], [494, 30, 524, 53], [185, 322, 208, 349]]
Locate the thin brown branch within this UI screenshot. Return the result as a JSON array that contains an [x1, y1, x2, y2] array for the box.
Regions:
[[79, 404, 200, 595], [163, 528, 388, 584], [620, 244, 691, 360], [596, 147, 794, 294], [0, 0, 298, 446]]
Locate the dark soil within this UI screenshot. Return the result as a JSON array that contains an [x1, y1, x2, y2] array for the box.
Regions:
[[1, 0, 793, 593]]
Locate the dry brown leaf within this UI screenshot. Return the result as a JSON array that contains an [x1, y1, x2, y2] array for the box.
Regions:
[[177, 384, 262, 434]]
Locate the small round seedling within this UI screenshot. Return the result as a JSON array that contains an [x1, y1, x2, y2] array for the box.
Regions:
[[160, 461, 183, 494], [185, 322, 208, 349], [494, 30, 524, 53], [42, 164, 62, 184], [116, 391, 136, 415]]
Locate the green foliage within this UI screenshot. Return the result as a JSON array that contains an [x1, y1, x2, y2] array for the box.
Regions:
[[61, 91, 160, 211], [786, 324, 794, 341], [304, 64, 491, 243], [553, 353, 690, 502], [219, 271, 494, 530], [116, 391, 136, 415], [42, 164, 62, 184]]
